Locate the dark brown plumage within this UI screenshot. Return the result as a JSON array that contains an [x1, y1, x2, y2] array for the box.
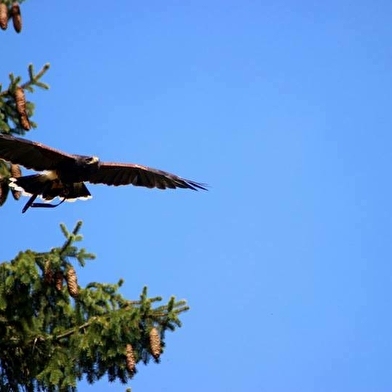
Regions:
[[0, 134, 207, 212]]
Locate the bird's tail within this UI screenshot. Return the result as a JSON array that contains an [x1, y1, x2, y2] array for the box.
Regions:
[[9, 175, 91, 201], [9, 174, 51, 196]]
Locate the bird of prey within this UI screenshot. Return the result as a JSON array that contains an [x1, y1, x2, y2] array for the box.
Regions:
[[0, 134, 207, 213]]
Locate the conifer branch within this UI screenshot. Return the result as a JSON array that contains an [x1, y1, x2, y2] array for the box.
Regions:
[[59, 221, 83, 255], [0, 63, 50, 137], [0, 221, 189, 389], [55, 317, 98, 341], [52, 291, 188, 341], [0, 63, 50, 98]]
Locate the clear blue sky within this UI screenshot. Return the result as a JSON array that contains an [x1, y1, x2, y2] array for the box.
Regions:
[[3, 1, 392, 391]]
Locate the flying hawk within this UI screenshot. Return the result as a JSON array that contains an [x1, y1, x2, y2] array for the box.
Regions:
[[0, 134, 207, 213]]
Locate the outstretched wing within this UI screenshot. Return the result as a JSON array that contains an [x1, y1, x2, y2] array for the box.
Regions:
[[89, 162, 207, 191], [0, 134, 75, 171]]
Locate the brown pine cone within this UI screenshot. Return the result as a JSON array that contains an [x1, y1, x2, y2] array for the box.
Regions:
[[44, 260, 54, 284], [10, 164, 21, 178], [20, 114, 30, 130], [10, 164, 21, 199], [11, 2, 21, 33], [0, 3, 8, 30], [66, 267, 78, 298], [125, 344, 136, 374], [149, 327, 161, 360], [15, 87, 30, 130], [55, 271, 63, 292], [15, 86, 26, 116], [11, 188, 21, 200], [0, 180, 8, 206]]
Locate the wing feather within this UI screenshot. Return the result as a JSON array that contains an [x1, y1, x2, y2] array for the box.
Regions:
[[89, 162, 207, 191], [0, 134, 75, 171]]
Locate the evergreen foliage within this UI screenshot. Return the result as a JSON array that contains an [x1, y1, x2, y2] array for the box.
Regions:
[[0, 63, 50, 135], [0, 62, 50, 206], [1, 2, 190, 390], [0, 222, 189, 391]]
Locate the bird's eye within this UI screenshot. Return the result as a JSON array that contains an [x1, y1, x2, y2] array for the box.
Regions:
[[87, 156, 99, 164]]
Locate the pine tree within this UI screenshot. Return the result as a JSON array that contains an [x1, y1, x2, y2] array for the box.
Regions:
[[0, 222, 189, 390], [0, 2, 189, 390]]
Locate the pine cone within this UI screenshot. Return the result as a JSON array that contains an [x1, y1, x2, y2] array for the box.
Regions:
[[149, 327, 161, 360], [11, 2, 21, 33], [10, 164, 21, 178], [11, 188, 21, 200], [15, 87, 30, 130], [55, 271, 63, 291], [15, 86, 26, 115], [20, 114, 31, 130], [44, 260, 54, 284], [0, 180, 9, 206], [10, 164, 21, 199], [126, 344, 136, 374], [66, 267, 78, 298], [0, 3, 8, 30]]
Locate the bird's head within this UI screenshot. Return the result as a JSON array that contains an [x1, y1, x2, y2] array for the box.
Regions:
[[86, 156, 99, 165], [77, 155, 100, 171]]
